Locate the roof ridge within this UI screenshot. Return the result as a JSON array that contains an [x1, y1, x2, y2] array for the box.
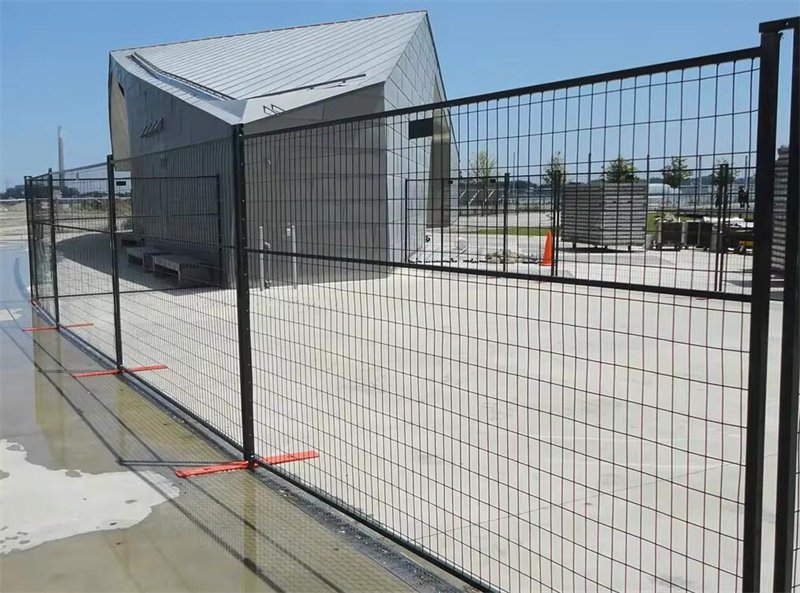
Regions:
[[111, 10, 427, 53]]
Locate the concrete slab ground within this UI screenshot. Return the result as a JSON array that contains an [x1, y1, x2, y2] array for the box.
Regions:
[[0, 240, 472, 593], [10, 214, 787, 591]]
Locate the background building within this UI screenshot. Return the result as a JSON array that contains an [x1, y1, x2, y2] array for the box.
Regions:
[[108, 11, 456, 285]]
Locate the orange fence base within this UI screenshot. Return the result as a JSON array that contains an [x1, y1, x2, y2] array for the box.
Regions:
[[72, 364, 168, 379], [175, 451, 320, 478], [23, 322, 94, 332]]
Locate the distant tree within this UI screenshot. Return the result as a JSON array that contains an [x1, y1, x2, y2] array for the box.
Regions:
[[470, 150, 497, 213], [661, 156, 692, 189], [712, 158, 738, 187], [60, 186, 80, 199], [712, 159, 739, 208], [604, 156, 638, 183], [544, 152, 567, 187], [1, 186, 25, 200], [511, 179, 532, 191]]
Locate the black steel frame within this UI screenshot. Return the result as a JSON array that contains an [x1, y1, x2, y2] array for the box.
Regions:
[[770, 16, 800, 593], [46, 169, 60, 324], [232, 123, 256, 463], [107, 155, 123, 368], [741, 25, 781, 593]]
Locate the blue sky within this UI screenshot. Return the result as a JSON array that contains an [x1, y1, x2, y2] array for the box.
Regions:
[[0, 0, 796, 187]]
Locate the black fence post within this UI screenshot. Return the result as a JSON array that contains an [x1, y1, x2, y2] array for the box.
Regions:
[[106, 155, 123, 369], [215, 174, 223, 283], [47, 168, 59, 324], [551, 170, 562, 277], [554, 171, 562, 276], [773, 16, 800, 593], [440, 177, 446, 264], [232, 124, 256, 463], [404, 178, 409, 261], [742, 25, 782, 593], [502, 172, 509, 272], [23, 176, 37, 304]]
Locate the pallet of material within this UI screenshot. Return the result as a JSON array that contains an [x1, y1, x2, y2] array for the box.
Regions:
[[561, 183, 648, 247], [772, 146, 789, 274]]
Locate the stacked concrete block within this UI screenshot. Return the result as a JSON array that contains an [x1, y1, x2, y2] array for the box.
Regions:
[[561, 183, 649, 248], [772, 146, 789, 274]]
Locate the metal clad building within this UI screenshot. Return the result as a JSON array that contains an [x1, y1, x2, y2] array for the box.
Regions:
[[108, 11, 454, 285]]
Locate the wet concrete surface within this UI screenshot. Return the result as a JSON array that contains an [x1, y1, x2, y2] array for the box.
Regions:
[[0, 240, 468, 593]]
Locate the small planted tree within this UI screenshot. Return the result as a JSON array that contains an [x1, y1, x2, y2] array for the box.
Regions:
[[604, 156, 638, 183], [544, 152, 567, 187], [544, 152, 567, 212], [470, 150, 497, 213], [712, 159, 737, 208], [712, 158, 737, 186], [661, 156, 692, 189]]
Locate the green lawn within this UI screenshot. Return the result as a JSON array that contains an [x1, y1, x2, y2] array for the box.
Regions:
[[646, 212, 660, 233]]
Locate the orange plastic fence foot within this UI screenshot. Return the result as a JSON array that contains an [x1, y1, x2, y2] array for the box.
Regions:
[[263, 450, 320, 465], [72, 364, 167, 379], [175, 451, 320, 478], [23, 322, 94, 332], [176, 461, 249, 478]]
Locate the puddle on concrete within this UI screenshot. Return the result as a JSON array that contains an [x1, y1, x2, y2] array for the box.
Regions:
[[0, 308, 23, 322], [0, 439, 179, 554]]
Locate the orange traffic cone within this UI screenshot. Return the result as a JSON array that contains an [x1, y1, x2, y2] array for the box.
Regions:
[[540, 231, 553, 267]]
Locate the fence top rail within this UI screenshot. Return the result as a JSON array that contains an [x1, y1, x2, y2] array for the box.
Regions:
[[29, 162, 107, 181], [109, 135, 232, 167], [59, 161, 107, 174], [49, 177, 108, 182], [243, 45, 761, 141], [25, 46, 763, 178], [110, 174, 220, 180]]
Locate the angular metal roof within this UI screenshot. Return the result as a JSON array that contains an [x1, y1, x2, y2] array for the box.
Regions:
[[110, 11, 430, 124]]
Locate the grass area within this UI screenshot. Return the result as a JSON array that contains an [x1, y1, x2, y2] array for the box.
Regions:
[[647, 212, 660, 233], [467, 226, 551, 237]]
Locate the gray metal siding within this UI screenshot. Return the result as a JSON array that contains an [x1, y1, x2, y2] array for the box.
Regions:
[[243, 87, 388, 285], [114, 12, 427, 101], [110, 58, 232, 160], [384, 17, 457, 255], [110, 60, 237, 284], [122, 138, 236, 285]]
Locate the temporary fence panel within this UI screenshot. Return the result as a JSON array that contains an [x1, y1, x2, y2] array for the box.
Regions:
[[239, 42, 773, 593], [110, 137, 244, 449], [27, 173, 58, 320], [21, 17, 800, 593], [49, 163, 118, 360]]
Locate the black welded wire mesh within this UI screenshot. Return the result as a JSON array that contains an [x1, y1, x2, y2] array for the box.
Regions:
[[794, 405, 800, 591], [110, 137, 243, 446], [51, 164, 118, 359], [241, 51, 759, 592], [27, 175, 56, 319]]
